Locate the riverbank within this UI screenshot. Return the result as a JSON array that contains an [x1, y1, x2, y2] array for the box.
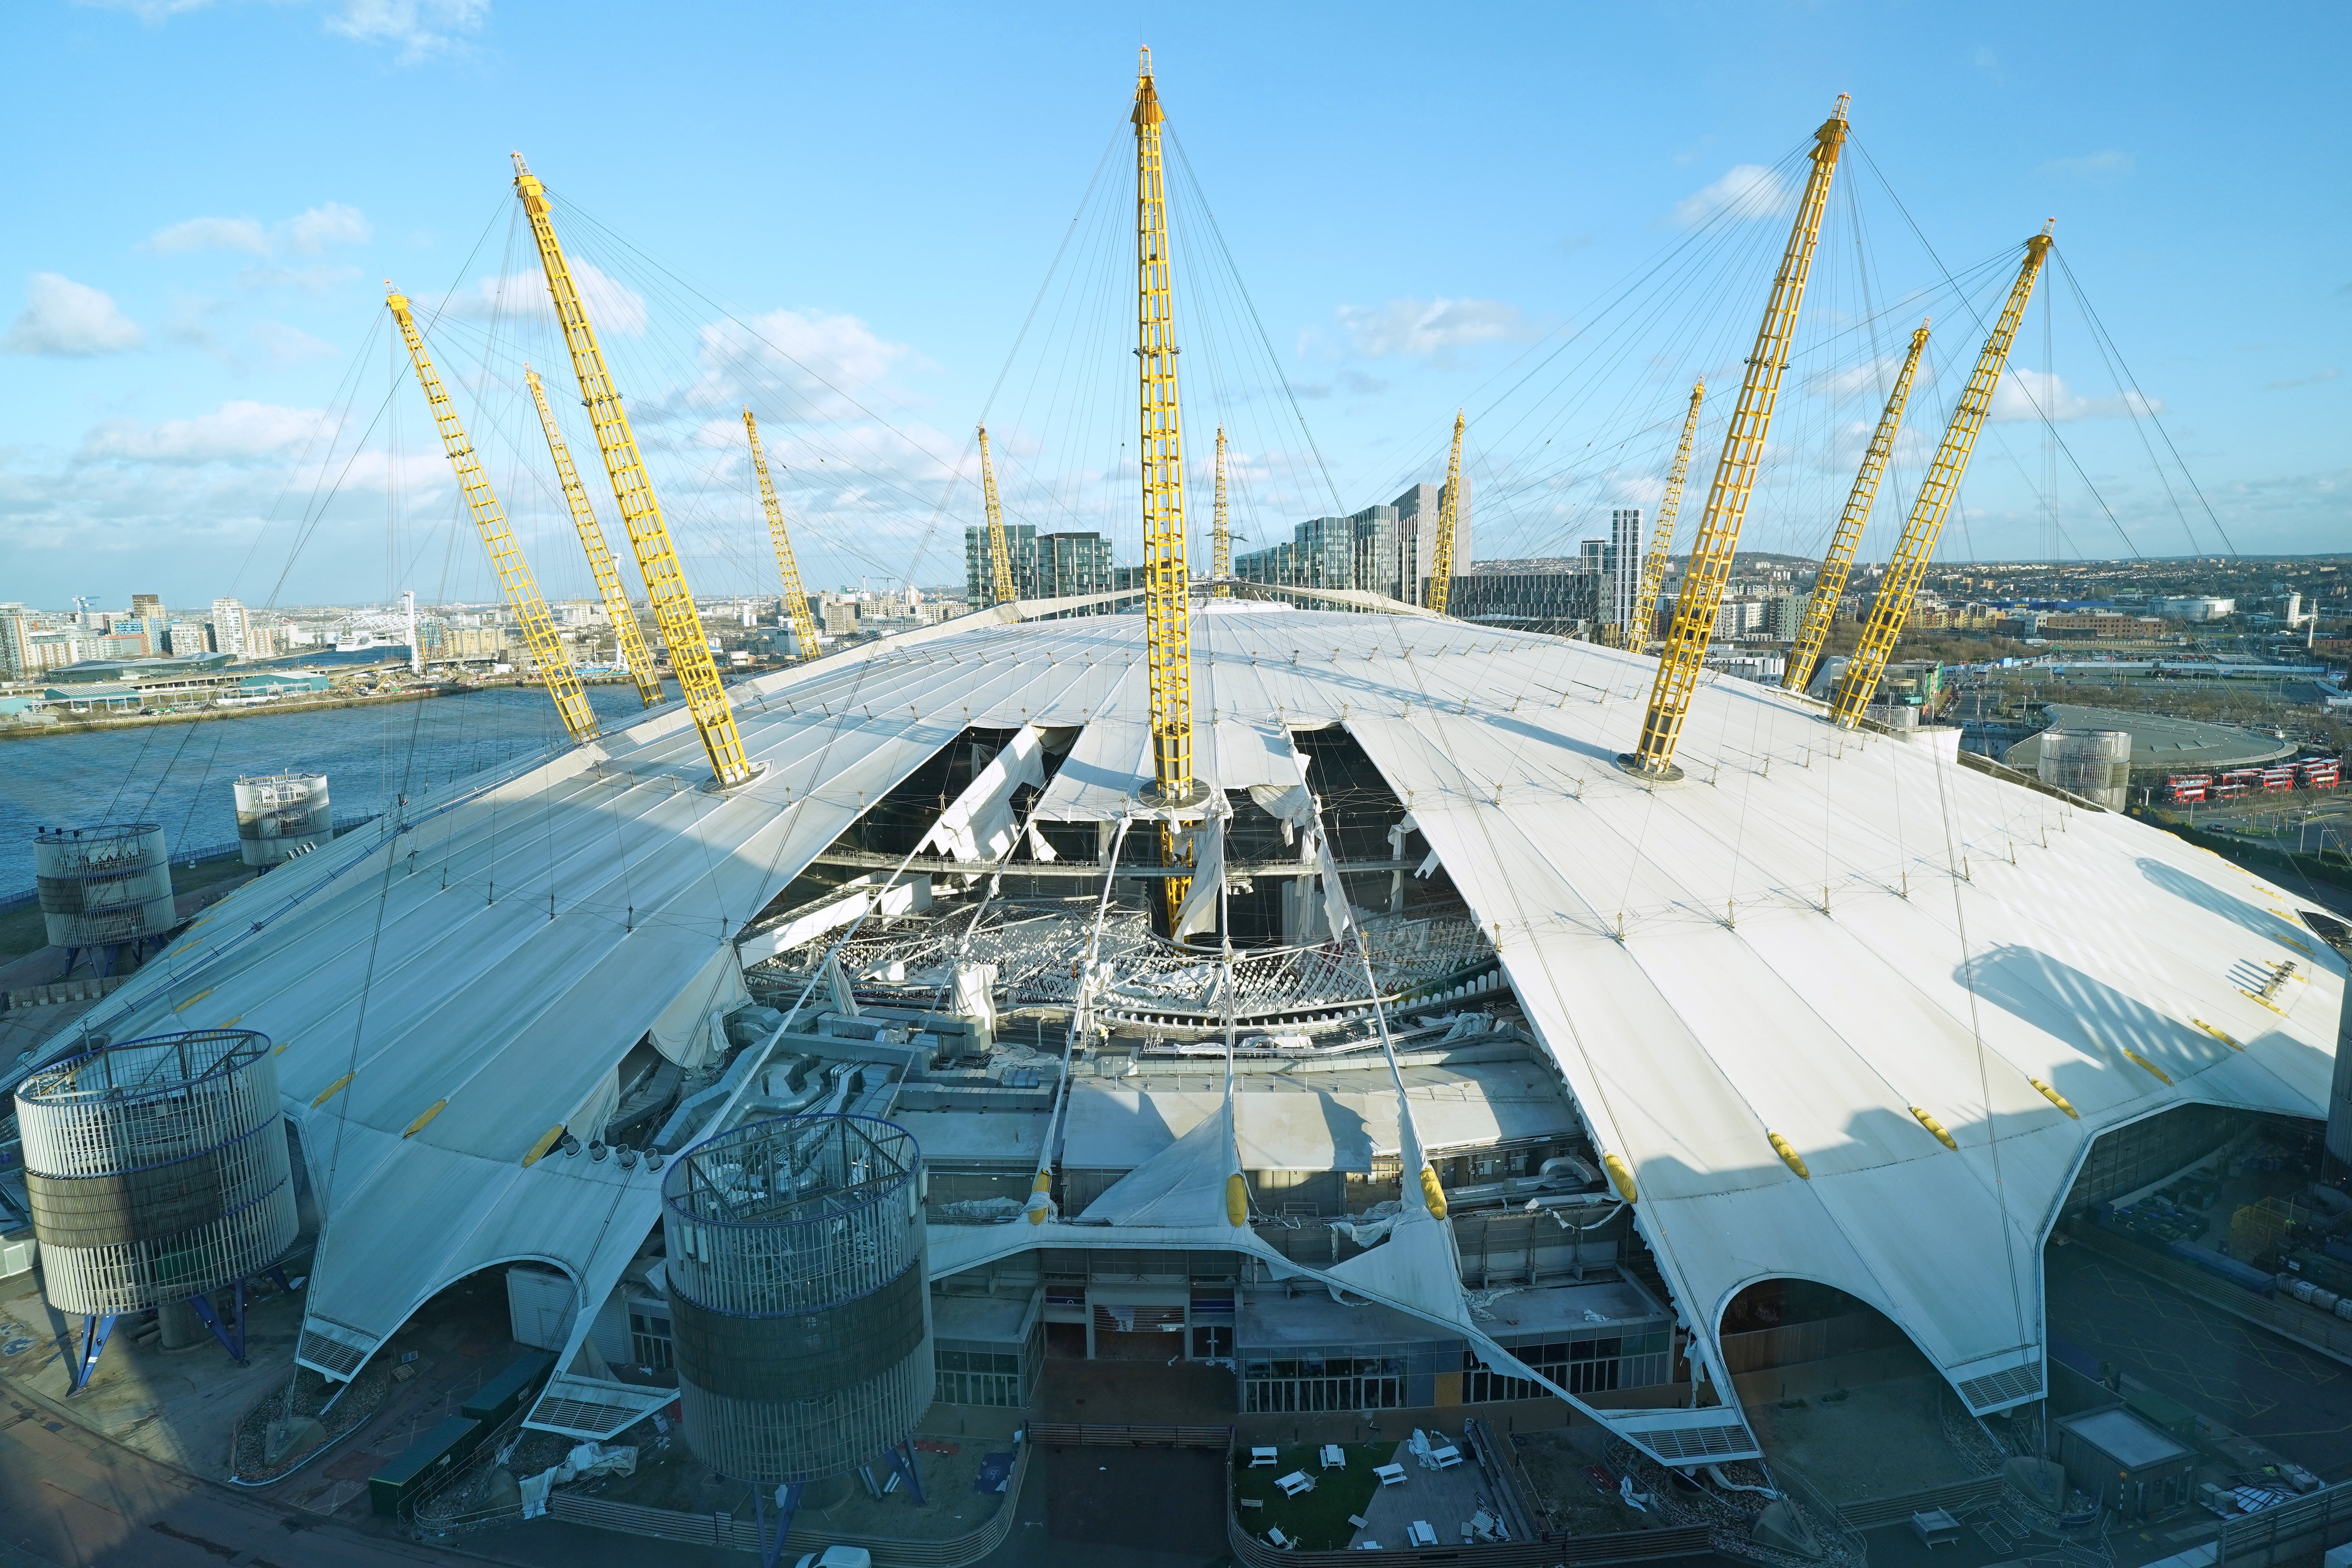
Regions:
[[0, 672, 662, 740]]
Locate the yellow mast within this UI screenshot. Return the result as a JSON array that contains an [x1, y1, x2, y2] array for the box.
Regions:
[[1626, 379, 1704, 650], [387, 287, 596, 744], [1426, 410, 1465, 613], [978, 423, 1017, 606], [1831, 226, 2053, 727], [1134, 47, 1198, 926], [511, 153, 756, 789], [524, 365, 663, 709], [1626, 98, 1851, 778], [1783, 321, 1931, 695], [1211, 425, 1231, 596], [742, 409, 824, 662]]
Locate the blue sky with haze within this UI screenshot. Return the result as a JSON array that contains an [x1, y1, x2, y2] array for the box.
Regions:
[[4, 0, 2345, 612]]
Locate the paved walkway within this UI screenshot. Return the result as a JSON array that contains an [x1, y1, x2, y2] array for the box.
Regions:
[[1350, 1434, 1511, 1550]]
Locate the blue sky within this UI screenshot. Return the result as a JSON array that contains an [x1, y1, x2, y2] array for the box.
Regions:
[[4, 0, 2346, 613]]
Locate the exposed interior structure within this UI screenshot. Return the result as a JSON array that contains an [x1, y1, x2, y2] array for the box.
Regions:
[[22, 598, 2341, 1468]]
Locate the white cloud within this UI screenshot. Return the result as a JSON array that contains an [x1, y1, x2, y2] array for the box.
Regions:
[[81, 400, 329, 464], [2038, 150, 2134, 180], [688, 308, 913, 417], [287, 201, 372, 254], [1335, 297, 1530, 359], [440, 260, 646, 337], [238, 263, 363, 293], [250, 321, 339, 367], [144, 215, 271, 256], [1671, 163, 1794, 227], [4, 273, 143, 355], [325, 0, 487, 60], [1990, 367, 2160, 423]]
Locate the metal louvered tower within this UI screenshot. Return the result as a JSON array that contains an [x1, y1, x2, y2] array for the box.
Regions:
[[1784, 320, 1931, 696], [744, 409, 824, 662], [16, 1029, 296, 1392], [526, 365, 663, 708], [1831, 227, 2053, 728], [512, 153, 758, 788], [389, 286, 597, 745], [1626, 98, 1850, 779], [662, 1114, 930, 1548], [1211, 425, 1231, 595], [1133, 48, 1199, 926]]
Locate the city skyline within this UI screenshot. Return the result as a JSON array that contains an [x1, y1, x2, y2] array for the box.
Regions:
[[5, 3, 2346, 608]]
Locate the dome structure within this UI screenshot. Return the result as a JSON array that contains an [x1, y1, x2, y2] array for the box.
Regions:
[[19, 594, 2341, 1464]]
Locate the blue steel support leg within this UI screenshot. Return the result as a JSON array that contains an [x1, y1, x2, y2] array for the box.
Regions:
[[64, 1314, 116, 1396], [269, 1265, 293, 1293], [187, 1289, 247, 1365], [753, 1483, 801, 1568], [887, 1439, 927, 1505]]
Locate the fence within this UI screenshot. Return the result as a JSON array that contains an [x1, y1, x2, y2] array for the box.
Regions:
[[539, 1439, 1030, 1568], [1025, 1422, 1233, 1448], [1227, 1512, 1716, 1568], [2217, 1477, 2352, 1568]]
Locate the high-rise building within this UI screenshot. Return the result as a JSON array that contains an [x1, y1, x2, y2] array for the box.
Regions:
[[209, 597, 249, 658], [964, 526, 1113, 605], [1390, 478, 1472, 605], [1609, 509, 1643, 632], [130, 593, 163, 620], [164, 622, 207, 658], [0, 604, 35, 681], [1233, 503, 1399, 597]]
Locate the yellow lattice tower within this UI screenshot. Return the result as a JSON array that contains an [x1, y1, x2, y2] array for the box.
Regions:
[[1784, 321, 1930, 696], [977, 423, 1017, 606], [387, 288, 596, 744], [1426, 411, 1465, 613], [1831, 226, 2053, 728], [512, 154, 756, 788], [1134, 49, 1198, 926], [1628, 379, 1704, 651], [742, 409, 823, 662], [1627, 98, 1851, 779], [524, 366, 662, 708], [1211, 426, 1231, 596]]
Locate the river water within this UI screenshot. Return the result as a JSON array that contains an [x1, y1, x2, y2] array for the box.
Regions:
[[0, 684, 661, 895]]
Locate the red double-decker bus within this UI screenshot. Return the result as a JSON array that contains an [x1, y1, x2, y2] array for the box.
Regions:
[[2261, 765, 2299, 793], [2301, 758, 2341, 790], [2165, 774, 2210, 803]]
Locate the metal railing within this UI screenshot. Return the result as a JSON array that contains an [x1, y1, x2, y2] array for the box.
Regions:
[[1025, 1421, 1233, 1448], [2218, 1477, 2352, 1568]]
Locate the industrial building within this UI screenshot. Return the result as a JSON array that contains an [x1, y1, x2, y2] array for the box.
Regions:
[[18, 597, 2343, 1471]]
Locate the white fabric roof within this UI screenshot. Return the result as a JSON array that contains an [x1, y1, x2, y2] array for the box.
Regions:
[[42, 601, 2340, 1426]]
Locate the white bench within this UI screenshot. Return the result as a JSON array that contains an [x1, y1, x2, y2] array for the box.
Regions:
[[1319, 1443, 1346, 1469], [1374, 1463, 1408, 1486], [1249, 1445, 1279, 1467], [1409, 1520, 1438, 1547], [1276, 1470, 1314, 1498], [1428, 1443, 1463, 1470], [1267, 1525, 1298, 1550]]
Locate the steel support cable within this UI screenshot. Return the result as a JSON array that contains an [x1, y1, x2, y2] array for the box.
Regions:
[[2054, 251, 2232, 555], [1848, 141, 2141, 559]]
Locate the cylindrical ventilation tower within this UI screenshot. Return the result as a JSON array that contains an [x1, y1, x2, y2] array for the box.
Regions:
[[14, 1029, 297, 1319], [234, 773, 332, 866], [34, 824, 176, 956], [661, 1114, 929, 1484], [2037, 728, 2132, 810]]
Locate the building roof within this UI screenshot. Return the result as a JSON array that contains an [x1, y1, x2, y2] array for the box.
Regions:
[[2003, 702, 2297, 776], [46, 652, 234, 684], [28, 599, 2339, 1445]]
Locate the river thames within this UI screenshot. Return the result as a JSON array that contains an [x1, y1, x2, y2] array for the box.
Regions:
[[0, 684, 664, 894]]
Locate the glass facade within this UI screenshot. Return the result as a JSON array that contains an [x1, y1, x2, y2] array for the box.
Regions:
[[1460, 1328, 1673, 1403]]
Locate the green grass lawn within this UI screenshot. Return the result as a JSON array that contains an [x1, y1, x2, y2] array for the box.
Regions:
[[1232, 1442, 1389, 1551]]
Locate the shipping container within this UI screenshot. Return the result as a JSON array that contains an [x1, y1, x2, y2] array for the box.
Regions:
[[459, 1349, 555, 1429], [2165, 1240, 2277, 1296], [369, 1415, 484, 1517]]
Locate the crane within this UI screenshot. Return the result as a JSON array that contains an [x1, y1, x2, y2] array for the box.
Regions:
[[1426, 410, 1465, 614], [742, 409, 824, 662], [1134, 47, 1199, 929], [1211, 425, 1231, 596], [977, 423, 1017, 606], [1831, 225, 2053, 728], [1626, 379, 1704, 650], [387, 287, 596, 745], [1625, 98, 1851, 779], [524, 366, 662, 709], [512, 153, 757, 789], [1782, 320, 1931, 696]]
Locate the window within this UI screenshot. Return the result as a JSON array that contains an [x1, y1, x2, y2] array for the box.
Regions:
[[627, 1309, 674, 1371], [1241, 1355, 1403, 1413]]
